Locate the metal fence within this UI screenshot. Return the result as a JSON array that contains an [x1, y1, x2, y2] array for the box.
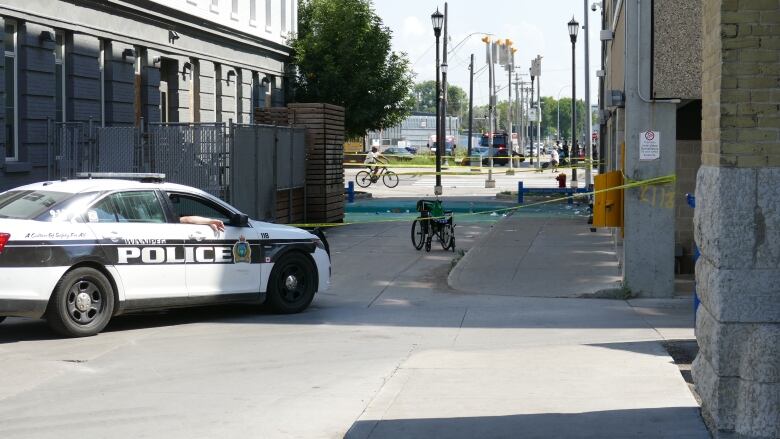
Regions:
[[47, 120, 229, 199], [229, 124, 306, 222], [47, 120, 308, 220], [147, 123, 228, 200]]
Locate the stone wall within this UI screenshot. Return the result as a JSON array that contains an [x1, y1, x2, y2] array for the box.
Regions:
[[692, 0, 780, 438], [653, 0, 702, 99]]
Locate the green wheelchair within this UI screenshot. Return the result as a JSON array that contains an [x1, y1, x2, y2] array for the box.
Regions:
[[411, 199, 455, 252]]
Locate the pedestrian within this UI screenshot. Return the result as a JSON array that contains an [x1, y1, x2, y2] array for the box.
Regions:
[[550, 148, 559, 172]]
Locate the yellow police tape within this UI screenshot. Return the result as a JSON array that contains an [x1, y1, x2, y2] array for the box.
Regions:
[[289, 174, 676, 229]]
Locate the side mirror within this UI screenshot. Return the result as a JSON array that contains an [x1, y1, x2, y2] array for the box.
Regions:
[[231, 213, 249, 227]]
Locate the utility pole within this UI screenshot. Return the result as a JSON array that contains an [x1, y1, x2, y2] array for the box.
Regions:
[[535, 56, 542, 170], [467, 53, 474, 158], [484, 36, 496, 188], [528, 71, 536, 165], [514, 73, 521, 161], [506, 47, 514, 174], [583, 0, 593, 188]]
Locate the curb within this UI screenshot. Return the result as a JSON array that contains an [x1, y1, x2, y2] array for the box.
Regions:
[[446, 215, 508, 293]]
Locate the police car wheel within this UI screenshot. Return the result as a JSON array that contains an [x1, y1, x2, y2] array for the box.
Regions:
[[266, 253, 316, 314], [47, 267, 115, 337]]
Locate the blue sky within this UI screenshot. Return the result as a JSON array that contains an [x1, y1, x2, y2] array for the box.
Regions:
[[372, 0, 603, 105]]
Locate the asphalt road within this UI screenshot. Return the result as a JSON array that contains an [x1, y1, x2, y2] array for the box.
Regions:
[[0, 218, 706, 439]]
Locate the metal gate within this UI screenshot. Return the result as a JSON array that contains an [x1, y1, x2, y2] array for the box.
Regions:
[[47, 121, 142, 180], [147, 123, 228, 199], [47, 120, 230, 200]]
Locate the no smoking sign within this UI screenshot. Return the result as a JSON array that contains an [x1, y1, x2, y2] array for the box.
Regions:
[[640, 130, 660, 160]]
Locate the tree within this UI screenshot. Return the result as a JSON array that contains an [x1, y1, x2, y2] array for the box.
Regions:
[[412, 81, 469, 121], [290, 0, 414, 138]]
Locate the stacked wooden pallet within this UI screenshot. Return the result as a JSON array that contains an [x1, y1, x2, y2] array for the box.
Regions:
[[253, 107, 290, 125], [288, 103, 345, 223], [275, 187, 306, 224]]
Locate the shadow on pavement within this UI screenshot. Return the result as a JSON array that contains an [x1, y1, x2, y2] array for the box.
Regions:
[[345, 407, 709, 439]]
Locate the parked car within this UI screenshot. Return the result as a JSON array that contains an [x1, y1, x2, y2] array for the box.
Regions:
[[382, 147, 414, 161], [404, 146, 418, 154], [0, 174, 331, 337], [460, 146, 524, 166]]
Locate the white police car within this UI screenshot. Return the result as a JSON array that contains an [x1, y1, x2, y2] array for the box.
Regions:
[[0, 173, 330, 337]]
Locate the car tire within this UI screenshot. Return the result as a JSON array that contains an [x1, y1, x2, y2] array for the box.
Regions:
[[47, 267, 115, 337], [266, 252, 316, 314]]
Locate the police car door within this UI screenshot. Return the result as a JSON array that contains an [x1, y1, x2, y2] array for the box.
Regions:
[[84, 190, 188, 299], [164, 191, 260, 296]]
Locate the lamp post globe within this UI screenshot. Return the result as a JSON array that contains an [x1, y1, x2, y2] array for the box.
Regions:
[[568, 16, 579, 185], [431, 8, 443, 192]]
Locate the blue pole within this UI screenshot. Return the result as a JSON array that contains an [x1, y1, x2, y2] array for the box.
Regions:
[[347, 181, 355, 203], [518, 181, 524, 204]]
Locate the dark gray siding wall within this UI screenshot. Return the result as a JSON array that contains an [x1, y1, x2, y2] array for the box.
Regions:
[[238, 68, 252, 124], [199, 60, 215, 123], [67, 33, 101, 123], [171, 58, 191, 123], [20, 22, 56, 167], [104, 41, 135, 126], [218, 64, 236, 123], [0, 18, 6, 168], [141, 50, 160, 124]]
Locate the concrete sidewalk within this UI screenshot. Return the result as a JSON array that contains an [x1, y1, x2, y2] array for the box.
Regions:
[[449, 214, 623, 298]]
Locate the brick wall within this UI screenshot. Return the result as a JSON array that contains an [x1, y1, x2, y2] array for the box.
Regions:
[[702, 0, 780, 167]]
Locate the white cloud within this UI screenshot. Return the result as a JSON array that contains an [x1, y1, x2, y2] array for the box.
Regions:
[[401, 16, 426, 40]]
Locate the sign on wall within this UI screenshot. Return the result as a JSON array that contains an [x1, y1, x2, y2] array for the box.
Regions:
[[639, 130, 660, 160]]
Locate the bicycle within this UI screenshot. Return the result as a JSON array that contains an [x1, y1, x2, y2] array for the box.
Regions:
[[411, 199, 455, 252], [355, 165, 399, 188]]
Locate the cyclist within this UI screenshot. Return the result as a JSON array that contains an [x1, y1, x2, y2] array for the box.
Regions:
[[364, 146, 387, 181]]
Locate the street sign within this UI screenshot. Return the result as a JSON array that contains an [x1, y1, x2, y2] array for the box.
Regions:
[[639, 130, 660, 160], [528, 107, 540, 122]]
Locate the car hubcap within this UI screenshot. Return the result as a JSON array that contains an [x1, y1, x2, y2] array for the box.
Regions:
[[279, 266, 306, 304], [66, 280, 102, 325], [285, 274, 298, 291], [75, 292, 92, 312]]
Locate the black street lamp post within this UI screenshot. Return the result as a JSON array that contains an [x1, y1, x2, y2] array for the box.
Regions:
[[431, 9, 444, 193], [568, 17, 579, 185]]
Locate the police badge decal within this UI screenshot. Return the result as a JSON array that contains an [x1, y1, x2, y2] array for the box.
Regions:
[[232, 235, 252, 263]]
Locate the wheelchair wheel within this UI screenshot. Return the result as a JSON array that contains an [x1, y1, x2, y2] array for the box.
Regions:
[[440, 222, 455, 250], [425, 235, 432, 252], [411, 219, 425, 250]]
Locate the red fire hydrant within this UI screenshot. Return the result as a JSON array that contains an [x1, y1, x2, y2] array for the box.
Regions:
[[556, 173, 567, 188]]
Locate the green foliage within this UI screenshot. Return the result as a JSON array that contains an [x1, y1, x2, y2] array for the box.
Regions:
[[290, 0, 415, 138], [412, 81, 469, 120]]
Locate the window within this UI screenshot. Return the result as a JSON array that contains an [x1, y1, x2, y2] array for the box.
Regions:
[[166, 193, 231, 224], [249, 0, 257, 26], [4, 20, 17, 160], [281, 0, 286, 32], [54, 31, 66, 123], [86, 196, 119, 223], [210, 0, 219, 13], [109, 191, 166, 223], [265, 0, 272, 31], [0, 190, 71, 220], [231, 0, 238, 20]]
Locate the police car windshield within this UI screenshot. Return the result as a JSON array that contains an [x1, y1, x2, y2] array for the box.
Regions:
[[0, 190, 72, 220]]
